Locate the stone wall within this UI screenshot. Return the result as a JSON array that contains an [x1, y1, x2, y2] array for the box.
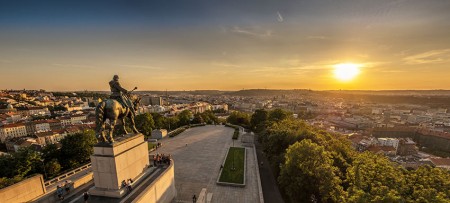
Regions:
[[132, 162, 176, 203], [0, 175, 46, 203], [33, 172, 93, 203]]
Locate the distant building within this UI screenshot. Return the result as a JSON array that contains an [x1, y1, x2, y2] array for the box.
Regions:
[[142, 96, 163, 106], [151, 129, 168, 139], [377, 138, 399, 150], [35, 121, 51, 132], [60, 116, 72, 126], [0, 123, 27, 142], [16, 106, 51, 117], [34, 131, 60, 146], [211, 104, 228, 112], [367, 146, 397, 156], [71, 114, 87, 125], [397, 138, 418, 156], [5, 137, 38, 152]]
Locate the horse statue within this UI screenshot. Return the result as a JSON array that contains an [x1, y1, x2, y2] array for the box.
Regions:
[[95, 94, 141, 143]]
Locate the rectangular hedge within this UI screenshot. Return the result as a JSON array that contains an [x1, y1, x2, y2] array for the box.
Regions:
[[225, 123, 240, 140], [168, 127, 186, 137]]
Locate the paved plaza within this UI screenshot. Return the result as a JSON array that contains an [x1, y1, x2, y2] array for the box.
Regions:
[[150, 125, 262, 203]]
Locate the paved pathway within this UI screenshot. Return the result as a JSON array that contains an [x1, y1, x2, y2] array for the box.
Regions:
[[255, 135, 285, 203], [151, 125, 262, 203]]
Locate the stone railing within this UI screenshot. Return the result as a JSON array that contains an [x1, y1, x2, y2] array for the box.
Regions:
[[44, 163, 91, 187], [0, 174, 46, 203]]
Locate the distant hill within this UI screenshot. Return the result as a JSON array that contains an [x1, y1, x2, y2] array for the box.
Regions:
[[325, 90, 450, 96], [225, 89, 312, 97], [136, 90, 230, 96]]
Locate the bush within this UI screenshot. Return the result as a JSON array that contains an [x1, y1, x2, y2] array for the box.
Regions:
[[189, 123, 206, 128], [225, 123, 240, 140], [168, 127, 186, 137]]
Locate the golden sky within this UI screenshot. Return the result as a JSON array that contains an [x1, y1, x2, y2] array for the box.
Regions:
[[0, 0, 449, 91]]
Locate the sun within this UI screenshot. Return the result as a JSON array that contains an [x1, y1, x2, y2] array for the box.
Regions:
[[333, 63, 361, 81]]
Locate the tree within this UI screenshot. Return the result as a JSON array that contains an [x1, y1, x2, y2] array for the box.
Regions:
[[42, 143, 60, 162], [192, 113, 204, 124], [403, 165, 450, 202], [163, 116, 179, 131], [151, 113, 165, 129], [279, 139, 346, 202], [45, 159, 61, 178], [60, 130, 97, 169], [135, 113, 155, 137], [0, 148, 42, 179], [250, 109, 269, 132], [200, 110, 218, 124], [346, 152, 405, 202], [226, 111, 250, 128], [268, 108, 291, 122], [177, 110, 192, 126]]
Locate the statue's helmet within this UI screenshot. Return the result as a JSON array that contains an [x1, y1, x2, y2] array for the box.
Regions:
[[113, 75, 119, 81]]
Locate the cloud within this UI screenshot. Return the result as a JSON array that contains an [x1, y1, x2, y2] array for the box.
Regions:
[[403, 49, 450, 65], [277, 11, 284, 22], [230, 26, 272, 38]]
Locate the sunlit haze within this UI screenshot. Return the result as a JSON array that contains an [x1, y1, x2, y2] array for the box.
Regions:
[[334, 63, 361, 82], [1, 0, 450, 91]]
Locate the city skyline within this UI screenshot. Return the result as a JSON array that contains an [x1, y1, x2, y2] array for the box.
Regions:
[[1, 0, 450, 91]]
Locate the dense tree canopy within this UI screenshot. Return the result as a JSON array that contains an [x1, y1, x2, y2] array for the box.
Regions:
[[279, 139, 346, 202], [268, 108, 291, 122], [60, 130, 97, 169], [135, 113, 155, 137], [254, 109, 450, 203], [192, 113, 204, 124], [226, 111, 251, 128], [250, 109, 269, 132], [200, 110, 219, 124], [177, 110, 193, 126]]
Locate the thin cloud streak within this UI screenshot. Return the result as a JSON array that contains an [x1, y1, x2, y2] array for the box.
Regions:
[[277, 11, 284, 22], [230, 26, 272, 38], [403, 49, 450, 65]]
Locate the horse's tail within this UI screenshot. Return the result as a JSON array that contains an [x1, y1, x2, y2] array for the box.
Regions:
[[95, 101, 106, 129]]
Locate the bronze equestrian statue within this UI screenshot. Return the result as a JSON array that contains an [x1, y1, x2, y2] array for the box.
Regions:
[[95, 75, 141, 143]]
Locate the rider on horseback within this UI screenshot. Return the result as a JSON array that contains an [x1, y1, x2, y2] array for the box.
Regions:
[[109, 75, 136, 117]]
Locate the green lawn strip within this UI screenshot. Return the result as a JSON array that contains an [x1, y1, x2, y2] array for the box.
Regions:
[[219, 147, 245, 184], [148, 142, 156, 150]]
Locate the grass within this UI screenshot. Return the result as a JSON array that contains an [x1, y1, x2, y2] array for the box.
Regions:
[[148, 142, 156, 150], [219, 147, 245, 184]]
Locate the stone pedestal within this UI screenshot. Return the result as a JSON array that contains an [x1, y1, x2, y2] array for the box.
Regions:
[[88, 133, 150, 198]]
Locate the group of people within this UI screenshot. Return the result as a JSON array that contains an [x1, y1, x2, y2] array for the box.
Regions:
[[56, 180, 72, 200], [121, 178, 134, 193], [152, 153, 171, 166]]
